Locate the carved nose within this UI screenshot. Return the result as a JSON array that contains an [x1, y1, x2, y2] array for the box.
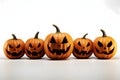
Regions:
[[83, 47, 85, 49], [34, 48, 36, 50], [104, 47, 106, 49], [57, 44, 61, 47]]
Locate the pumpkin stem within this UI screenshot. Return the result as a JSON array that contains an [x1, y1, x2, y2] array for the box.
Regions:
[[82, 33, 88, 39], [12, 34, 17, 40], [53, 24, 60, 33], [34, 32, 39, 39], [100, 29, 107, 37]]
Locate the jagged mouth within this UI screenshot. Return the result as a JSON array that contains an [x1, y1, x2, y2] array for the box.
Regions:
[[47, 44, 71, 55], [6, 50, 23, 56], [95, 47, 114, 55], [74, 47, 92, 55], [27, 49, 43, 56]]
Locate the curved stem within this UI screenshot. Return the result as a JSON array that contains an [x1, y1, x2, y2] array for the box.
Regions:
[[12, 34, 17, 40], [100, 29, 107, 37], [34, 32, 39, 38], [82, 33, 88, 39], [53, 24, 60, 33]]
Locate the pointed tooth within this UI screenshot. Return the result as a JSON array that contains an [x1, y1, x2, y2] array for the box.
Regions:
[[50, 48, 53, 51], [64, 48, 67, 51], [55, 52, 57, 55]]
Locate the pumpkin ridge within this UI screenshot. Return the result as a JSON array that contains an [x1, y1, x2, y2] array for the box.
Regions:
[[93, 29, 117, 59]]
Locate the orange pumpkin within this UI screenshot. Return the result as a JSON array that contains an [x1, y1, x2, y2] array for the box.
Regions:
[[25, 32, 44, 59], [93, 29, 117, 59], [44, 24, 73, 60], [73, 33, 93, 59], [3, 34, 25, 59]]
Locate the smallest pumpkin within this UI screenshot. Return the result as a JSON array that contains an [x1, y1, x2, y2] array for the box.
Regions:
[[73, 33, 93, 59], [3, 34, 25, 59], [25, 32, 44, 59]]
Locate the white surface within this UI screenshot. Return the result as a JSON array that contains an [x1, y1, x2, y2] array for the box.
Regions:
[[0, 56, 120, 80], [0, 0, 120, 80]]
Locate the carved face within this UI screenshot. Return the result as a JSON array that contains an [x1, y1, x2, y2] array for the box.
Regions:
[[93, 37, 117, 59], [48, 36, 70, 54], [93, 29, 117, 59], [25, 32, 44, 59], [44, 33, 73, 60], [73, 34, 93, 58], [3, 34, 25, 59], [44, 24, 73, 60]]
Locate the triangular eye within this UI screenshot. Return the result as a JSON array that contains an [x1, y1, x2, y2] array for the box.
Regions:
[[37, 43, 41, 48], [16, 44, 20, 48], [29, 43, 33, 48], [107, 41, 112, 47], [86, 43, 90, 47], [78, 42, 81, 46], [62, 37, 68, 43], [50, 36, 56, 43], [9, 45, 13, 48], [98, 41, 103, 47]]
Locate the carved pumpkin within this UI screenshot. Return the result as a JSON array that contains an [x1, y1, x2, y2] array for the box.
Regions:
[[93, 29, 117, 59], [3, 34, 25, 59], [44, 24, 73, 60], [73, 33, 93, 59], [25, 32, 44, 59]]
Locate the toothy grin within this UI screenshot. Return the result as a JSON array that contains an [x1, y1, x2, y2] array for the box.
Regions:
[[47, 44, 71, 55], [6, 50, 23, 56], [27, 49, 43, 56], [95, 47, 114, 55], [74, 47, 92, 55]]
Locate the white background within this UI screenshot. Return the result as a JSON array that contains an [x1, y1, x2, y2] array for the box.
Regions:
[[0, 0, 120, 57], [0, 0, 120, 80]]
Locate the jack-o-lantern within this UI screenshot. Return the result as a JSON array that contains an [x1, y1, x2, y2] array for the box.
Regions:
[[73, 33, 93, 59], [3, 34, 25, 59], [44, 24, 73, 60], [93, 29, 117, 59], [25, 32, 44, 59]]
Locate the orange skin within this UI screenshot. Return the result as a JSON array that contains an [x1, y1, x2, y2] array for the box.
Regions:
[[73, 33, 93, 59], [44, 24, 73, 60], [25, 32, 45, 59], [3, 34, 25, 59], [93, 29, 117, 59]]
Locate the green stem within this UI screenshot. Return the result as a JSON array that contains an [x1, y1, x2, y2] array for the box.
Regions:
[[53, 24, 60, 33], [100, 29, 107, 37], [12, 34, 17, 40], [34, 32, 39, 38], [82, 33, 88, 39]]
